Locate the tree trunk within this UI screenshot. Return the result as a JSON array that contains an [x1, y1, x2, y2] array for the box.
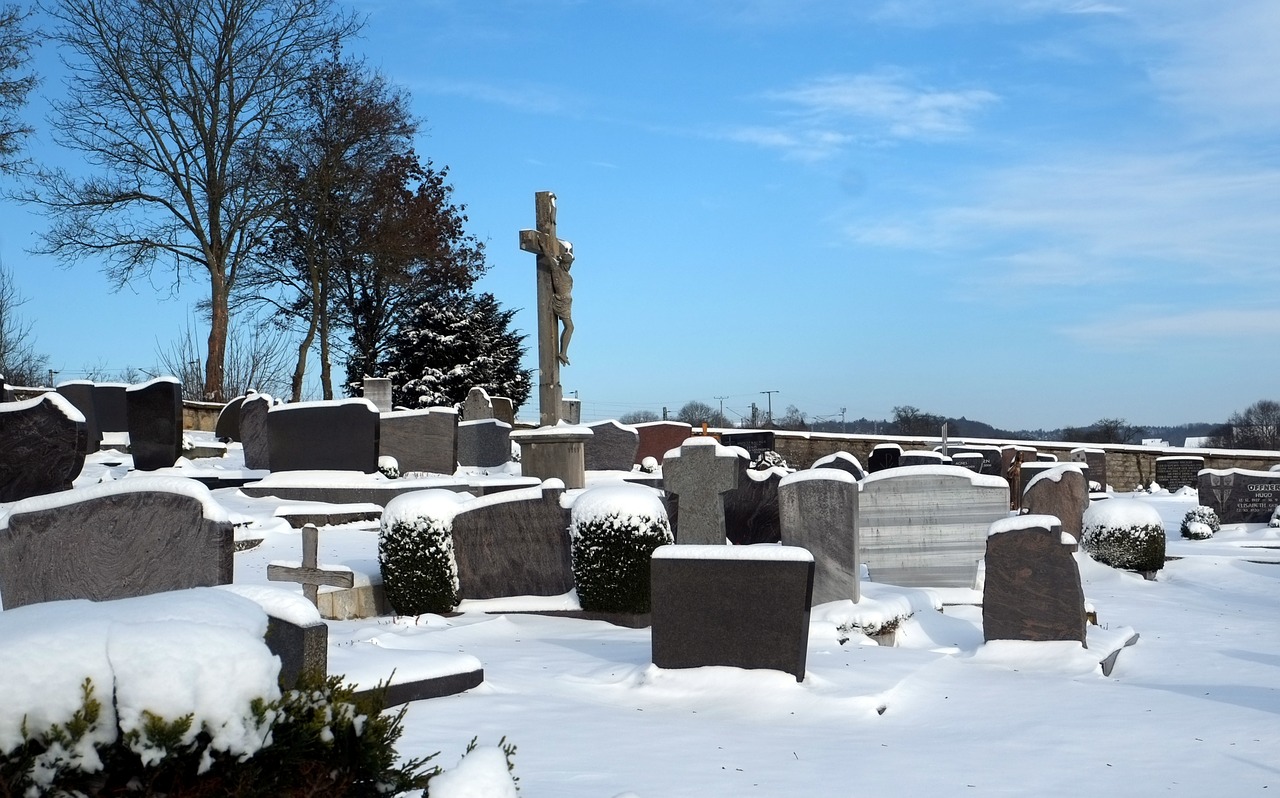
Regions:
[[204, 271, 228, 402]]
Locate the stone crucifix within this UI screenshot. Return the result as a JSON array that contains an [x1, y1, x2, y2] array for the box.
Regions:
[[519, 191, 575, 427]]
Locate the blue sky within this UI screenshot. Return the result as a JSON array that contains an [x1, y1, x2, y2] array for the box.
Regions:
[[2, 0, 1278, 429]]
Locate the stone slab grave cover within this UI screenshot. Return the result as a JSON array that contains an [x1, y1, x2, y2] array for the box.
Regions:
[[1200, 468, 1280, 523], [1070, 447, 1107, 489], [215, 394, 246, 442], [1021, 463, 1090, 543], [0, 393, 87, 502], [661, 437, 741, 545], [451, 482, 574, 599], [813, 451, 866, 480], [380, 407, 457, 474], [56, 380, 100, 453], [859, 465, 1010, 588], [511, 425, 592, 490], [126, 377, 183, 471], [1155, 456, 1204, 492], [0, 477, 233, 609], [650, 544, 815, 682], [983, 515, 1086, 643], [634, 421, 693, 465], [867, 443, 902, 472], [721, 430, 776, 464], [584, 419, 640, 472], [268, 398, 380, 473], [779, 468, 860, 604], [240, 392, 273, 469], [457, 418, 511, 469]]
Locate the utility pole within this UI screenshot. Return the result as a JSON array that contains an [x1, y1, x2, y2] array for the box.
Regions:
[[840, 406, 847, 435], [760, 390, 778, 428], [714, 395, 727, 423]]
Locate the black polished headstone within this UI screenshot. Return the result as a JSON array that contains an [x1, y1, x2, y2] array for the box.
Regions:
[[216, 395, 246, 442], [93, 383, 129, 434], [126, 378, 183, 471], [1155, 456, 1204, 492], [1200, 468, 1280, 524], [900, 450, 947, 467], [240, 393, 273, 470], [267, 399, 380, 473], [867, 443, 901, 472], [0, 394, 87, 502], [57, 381, 100, 453], [721, 431, 776, 463], [812, 451, 866, 480]]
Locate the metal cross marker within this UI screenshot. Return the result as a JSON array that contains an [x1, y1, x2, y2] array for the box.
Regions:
[[267, 523, 354, 606]]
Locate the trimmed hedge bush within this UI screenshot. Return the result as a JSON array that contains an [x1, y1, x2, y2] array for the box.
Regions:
[[379, 493, 462, 616], [1081, 499, 1166, 573], [570, 486, 673, 614], [1180, 506, 1220, 540]]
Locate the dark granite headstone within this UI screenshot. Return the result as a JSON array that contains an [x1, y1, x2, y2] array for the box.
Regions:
[[126, 378, 183, 471], [456, 418, 511, 469], [948, 445, 1002, 476], [650, 545, 815, 682], [951, 452, 986, 473], [0, 393, 88, 502], [983, 515, 1086, 643], [57, 381, 100, 453], [634, 421, 693, 465], [268, 399, 380, 473], [451, 483, 574, 599], [380, 408, 458, 474], [265, 615, 329, 689], [721, 431, 776, 463], [1070, 447, 1107, 489], [1018, 462, 1059, 490], [92, 383, 129, 434], [723, 463, 783, 545], [240, 393, 273, 470], [661, 437, 741, 545], [778, 470, 860, 604], [0, 480, 234, 609], [1200, 468, 1280, 523], [1155, 456, 1204, 492], [216, 395, 246, 442], [867, 443, 901, 472], [1021, 463, 1090, 543], [584, 420, 640, 472], [812, 451, 866, 480], [900, 450, 947, 467]]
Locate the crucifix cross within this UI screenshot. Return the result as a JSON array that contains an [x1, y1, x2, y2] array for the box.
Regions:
[[267, 523, 355, 607], [519, 190, 573, 427]]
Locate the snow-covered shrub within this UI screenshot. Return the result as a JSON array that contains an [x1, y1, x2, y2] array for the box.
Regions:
[[570, 485, 673, 614], [378, 491, 466, 616], [1271, 506, 1280, 528], [639, 456, 658, 474], [1081, 499, 1166, 574], [378, 455, 401, 479], [1179, 506, 1220, 540]]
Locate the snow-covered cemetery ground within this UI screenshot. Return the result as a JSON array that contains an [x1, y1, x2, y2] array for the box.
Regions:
[[4, 432, 1280, 796]]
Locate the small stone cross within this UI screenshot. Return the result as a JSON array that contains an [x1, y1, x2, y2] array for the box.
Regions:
[[267, 523, 355, 606], [662, 438, 743, 545]]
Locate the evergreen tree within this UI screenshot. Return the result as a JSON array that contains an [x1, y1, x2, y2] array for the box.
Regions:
[[381, 289, 531, 410]]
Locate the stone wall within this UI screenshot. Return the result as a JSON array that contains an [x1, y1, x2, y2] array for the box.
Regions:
[[11, 387, 222, 433]]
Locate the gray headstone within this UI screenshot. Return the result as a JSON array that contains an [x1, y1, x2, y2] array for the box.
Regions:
[[560, 397, 581, 425], [1200, 468, 1280, 523], [1021, 463, 1090, 542], [0, 393, 87, 502], [240, 393, 273, 470], [491, 396, 516, 426], [462, 387, 495, 421], [511, 427, 591, 489], [662, 438, 741, 545], [812, 451, 866, 480], [265, 615, 329, 689], [268, 399, 380, 473], [778, 469, 860, 604], [92, 383, 129, 434], [867, 443, 902, 472], [584, 420, 640, 472], [452, 483, 574, 599], [126, 378, 183, 471], [983, 515, 1086, 643], [215, 395, 246, 442], [57, 381, 100, 453], [650, 545, 815, 682], [859, 466, 1010, 588], [0, 480, 234, 609], [1155, 456, 1204, 492], [457, 418, 511, 469], [362, 377, 393, 413], [379, 408, 458, 474]]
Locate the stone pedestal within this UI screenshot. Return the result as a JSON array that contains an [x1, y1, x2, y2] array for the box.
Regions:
[[510, 426, 593, 489]]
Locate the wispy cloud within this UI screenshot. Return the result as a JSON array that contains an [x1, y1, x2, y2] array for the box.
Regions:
[[1061, 307, 1280, 350], [414, 78, 577, 115]]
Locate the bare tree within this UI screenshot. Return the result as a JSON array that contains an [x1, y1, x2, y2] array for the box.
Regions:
[[1207, 400, 1280, 451], [24, 0, 356, 401], [0, 259, 47, 386], [0, 4, 36, 175], [156, 316, 293, 400]]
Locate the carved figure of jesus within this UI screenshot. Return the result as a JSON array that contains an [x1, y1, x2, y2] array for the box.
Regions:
[[551, 242, 574, 365]]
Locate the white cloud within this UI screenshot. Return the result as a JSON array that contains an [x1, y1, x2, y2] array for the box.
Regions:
[[414, 78, 576, 115], [1061, 307, 1280, 350]]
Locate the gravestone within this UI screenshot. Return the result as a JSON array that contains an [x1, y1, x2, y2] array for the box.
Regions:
[[1021, 463, 1090, 543], [560, 397, 581, 425], [268, 399, 380, 473], [951, 452, 986, 473], [1200, 468, 1280, 523], [451, 483, 574, 599], [584, 420, 640, 471], [362, 377, 393, 412], [634, 421, 693, 465], [721, 431, 776, 464], [1036, 452, 1058, 462], [240, 392, 273, 470], [867, 443, 902, 472], [859, 465, 1009, 588], [778, 469, 860, 604], [126, 378, 183, 471], [983, 515, 1086, 643], [457, 418, 512, 469], [1155, 456, 1204, 492], [57, 381, 100, 453], [92, 383, 129, 435], [900, 450, 947, 467], [215, 395, 246, 442], [0, 478, 234, 609], [1018, 462, 1060, 489], [812, 451, 866, 480], [650, 544, 815, 682], [661, 437, 741, 545], [723, 464, 783, 545], [1070, 447, 1107, 489], [380, 408, 458, 474], [511, 426, 592, 489], [0, 393, 88, 502], [947, 445, 1002, 476], [461, 387, 495, 421], [492, 396, 516, 427]]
